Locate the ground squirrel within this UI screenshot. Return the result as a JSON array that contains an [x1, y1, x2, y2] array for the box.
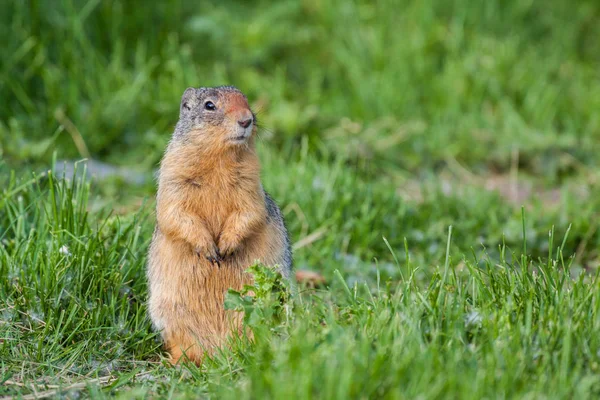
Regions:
[[146, 86, 292, 364]]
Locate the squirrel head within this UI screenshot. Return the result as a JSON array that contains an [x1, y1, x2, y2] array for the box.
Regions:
[[174, 86, 257, 149]]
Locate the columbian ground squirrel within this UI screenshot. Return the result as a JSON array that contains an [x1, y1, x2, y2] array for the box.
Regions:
[[147, 86, 292, 364]]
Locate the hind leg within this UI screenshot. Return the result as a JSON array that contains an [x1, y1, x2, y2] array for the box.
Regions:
[[164, 330, 211, 366], [164, 310, 249, 365]]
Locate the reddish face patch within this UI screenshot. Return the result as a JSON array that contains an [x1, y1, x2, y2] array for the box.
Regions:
[[225, 92, 251, 115]]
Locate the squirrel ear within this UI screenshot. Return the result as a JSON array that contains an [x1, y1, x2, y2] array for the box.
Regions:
[[180, 87, 197, 113]]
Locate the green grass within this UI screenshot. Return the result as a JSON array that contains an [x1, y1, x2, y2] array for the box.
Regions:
[[1, 0, 600, 398], [2, 162, 600, 398]]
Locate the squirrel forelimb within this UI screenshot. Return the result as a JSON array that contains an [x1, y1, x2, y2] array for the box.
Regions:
[[218, 210, 264, 255], [157, 197, 218, 257]]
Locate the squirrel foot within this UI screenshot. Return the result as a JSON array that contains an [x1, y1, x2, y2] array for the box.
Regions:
[[196, 243, 224, 267], [206, 254, 223, 268], [217, 232, 242, 259]]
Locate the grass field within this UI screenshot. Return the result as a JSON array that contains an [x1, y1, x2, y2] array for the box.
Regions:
[[1, 0, 600, 398]]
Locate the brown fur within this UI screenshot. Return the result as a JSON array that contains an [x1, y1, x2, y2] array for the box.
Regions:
[[147, 87, 290, 365]]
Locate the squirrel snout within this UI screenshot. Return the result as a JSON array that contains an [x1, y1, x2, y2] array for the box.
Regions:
[[238, 118, 253, 129]]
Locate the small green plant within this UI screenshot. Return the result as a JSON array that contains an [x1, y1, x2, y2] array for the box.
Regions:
[[224, 263, 293, 334]]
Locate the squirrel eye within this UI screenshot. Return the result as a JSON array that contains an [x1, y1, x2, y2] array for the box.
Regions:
[[204, 101, 216, 111]]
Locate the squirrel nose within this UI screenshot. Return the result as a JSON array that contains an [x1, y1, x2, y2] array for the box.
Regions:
[[238, 118, 253, 129]]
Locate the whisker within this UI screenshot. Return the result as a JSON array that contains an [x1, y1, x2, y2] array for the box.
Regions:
[[256, 124, 275, 137], [253, 103, 267, 117]]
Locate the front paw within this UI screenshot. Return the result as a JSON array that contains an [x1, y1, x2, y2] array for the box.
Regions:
[[218, 232, 242, 258], [195, 243, 223, 267]]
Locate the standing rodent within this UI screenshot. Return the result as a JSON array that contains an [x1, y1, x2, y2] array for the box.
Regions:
[[146, 86, 292, 365]]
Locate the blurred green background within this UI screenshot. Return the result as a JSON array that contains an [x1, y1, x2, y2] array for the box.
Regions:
[[2, 0, 599, 171]]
